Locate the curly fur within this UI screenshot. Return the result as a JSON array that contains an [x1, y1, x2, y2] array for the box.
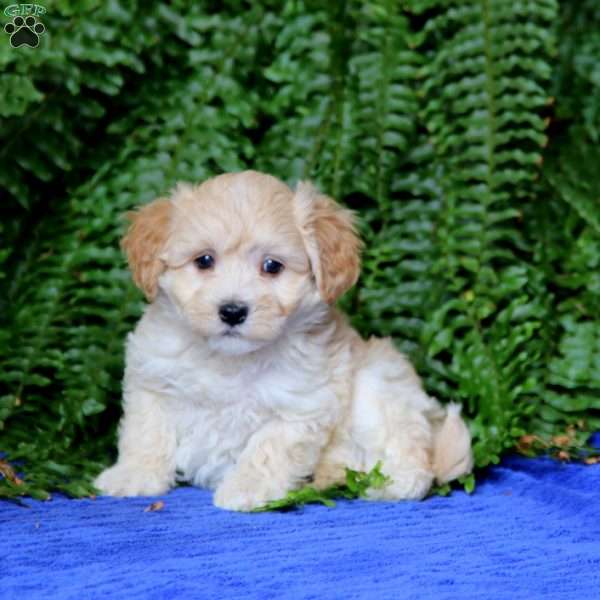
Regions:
[[95, 170, 473, 511]]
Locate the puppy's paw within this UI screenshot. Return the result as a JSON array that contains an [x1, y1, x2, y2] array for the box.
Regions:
[[94, 463, 171, 497], [213, 473, 288, 512], [366, 468, 433, 501]]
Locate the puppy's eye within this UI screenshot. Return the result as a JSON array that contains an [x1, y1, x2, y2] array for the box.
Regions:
[[262, 258, 284, 275], [194, 254, 215, 270]]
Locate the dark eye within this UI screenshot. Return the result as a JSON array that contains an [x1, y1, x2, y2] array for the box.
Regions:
[[194, 254, 215, 270], [262, 258, 284, 275]]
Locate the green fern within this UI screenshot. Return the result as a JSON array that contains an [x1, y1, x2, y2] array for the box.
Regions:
[[256, 2, 351, 192], [553, 0, 600, 143], [347, 2, 420, 204], [533, 138, 600, 439], [1, 0, 599, 500], [253, 462, 391, 512], [404, 0, 559, 466], [531, 0, 600, 438], [355, 140, 441, 363], [0, 1, 159, 203]]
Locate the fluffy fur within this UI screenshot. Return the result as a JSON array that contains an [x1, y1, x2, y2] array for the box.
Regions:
[[95, 170, 473, 511]]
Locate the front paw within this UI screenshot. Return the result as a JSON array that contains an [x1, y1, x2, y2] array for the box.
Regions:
[[213, 473, 288, 512], [94, 463, 171, 497]]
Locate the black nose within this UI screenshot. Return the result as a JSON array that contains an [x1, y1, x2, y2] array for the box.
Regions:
[[218, 303, 248, 327]]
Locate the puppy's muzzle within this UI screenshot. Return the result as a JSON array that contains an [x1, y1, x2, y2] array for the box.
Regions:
[[218, 302, 248, 327]]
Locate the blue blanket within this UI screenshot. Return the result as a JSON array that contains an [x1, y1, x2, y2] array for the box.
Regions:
[[2, 449, 599, 600]]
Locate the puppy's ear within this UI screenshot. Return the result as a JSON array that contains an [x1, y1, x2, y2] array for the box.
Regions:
[[121, 198, 172, 301], [294, 182, 362, 304]]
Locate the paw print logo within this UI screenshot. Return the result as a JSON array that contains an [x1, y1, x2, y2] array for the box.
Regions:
[[4, 15, 45, 48]]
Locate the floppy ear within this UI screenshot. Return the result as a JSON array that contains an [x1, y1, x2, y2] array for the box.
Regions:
[[294, 182, 362, 304], [121, 198, 172, 301]]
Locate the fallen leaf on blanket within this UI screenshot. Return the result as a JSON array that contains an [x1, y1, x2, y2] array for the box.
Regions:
[[584, 457, 600, 465], [557, 451, 570, 461], [144, 501, 165, 512]]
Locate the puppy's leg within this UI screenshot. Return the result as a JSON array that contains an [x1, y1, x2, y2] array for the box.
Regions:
[[214, 420, 327, 511], [350, 338, 439, 501], [94, 390, 176, 497], [363, 410, 435, 501]]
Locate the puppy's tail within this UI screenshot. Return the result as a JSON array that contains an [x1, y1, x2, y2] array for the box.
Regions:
[[431, 403, 473, 485]]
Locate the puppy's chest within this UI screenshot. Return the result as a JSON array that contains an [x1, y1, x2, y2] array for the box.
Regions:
[[148, 341, 326, 412], [171, 393, 266, 488], [155, 349, 279, 408], [163, 354, 291, 487], [138, 341, 339, 487]]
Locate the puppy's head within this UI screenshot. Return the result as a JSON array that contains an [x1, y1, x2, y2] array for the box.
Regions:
[[122, 171, 361, 355]]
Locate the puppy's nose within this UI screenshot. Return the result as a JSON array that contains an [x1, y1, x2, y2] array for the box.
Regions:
[[218, 302, 248, 327]]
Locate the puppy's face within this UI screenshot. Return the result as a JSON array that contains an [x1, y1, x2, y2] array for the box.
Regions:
[[159, 174, 314, 355], [122, 171, 361, 355]]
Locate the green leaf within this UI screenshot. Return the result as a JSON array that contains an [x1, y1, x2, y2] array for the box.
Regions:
[[254, 462, 392, 512]]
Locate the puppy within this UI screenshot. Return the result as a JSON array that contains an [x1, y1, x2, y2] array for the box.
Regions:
[[95, 171, 473, 510]]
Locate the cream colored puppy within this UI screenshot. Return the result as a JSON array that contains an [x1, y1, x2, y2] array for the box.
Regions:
[[95, 171, 473, 511]]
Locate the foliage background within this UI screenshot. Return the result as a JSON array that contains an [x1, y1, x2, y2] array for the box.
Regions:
[[1, 0, 599, 500]]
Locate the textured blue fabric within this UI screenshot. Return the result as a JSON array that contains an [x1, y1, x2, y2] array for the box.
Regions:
[[2, 450, 599, 600]]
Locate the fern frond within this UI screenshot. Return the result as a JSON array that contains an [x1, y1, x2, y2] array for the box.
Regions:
[[255, 2, 351, 194], [405, 0, 558, 465], [553, 0, 600, 143], [355, 140, 442, 363], [531, 134, 600, 438], [0, 2, 158, 207], [346, 1, 420, 204]]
